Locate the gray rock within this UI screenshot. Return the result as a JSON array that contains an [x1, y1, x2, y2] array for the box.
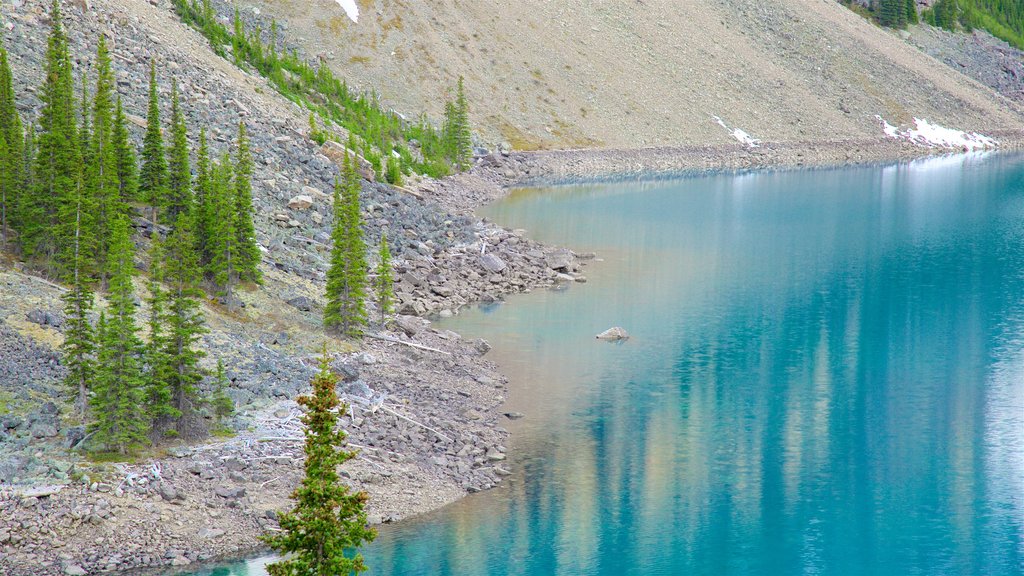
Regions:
[[544, 249, 574, 271], [197, 527, 225, 539], [503, 412, 525, 420], [596, 327, 630, 341], [30, 421, 58, 438], [479, 253, 507, 273], [393, 315, 424, 337], [215, 486, 246, 499], [158, 483, 180, 502], [286, 296, 312, 311], [64, 565, 88, 576], [472, 338, 492, 356], [288, 194, 314, 210]]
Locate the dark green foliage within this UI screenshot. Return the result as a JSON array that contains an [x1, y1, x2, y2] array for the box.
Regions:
[[162, 211, 208, 438], [210, 359, 234, 423], [232, 122, 261, 283], [139, 62, 167, 223], [878, 0, 909, 28], [917, 0, 1024, 48], [906, 0, 920, 24], [384, 154, 402, 186], [91, 215, 148, 454], [145, 237, 174, 430], [166, 79, 192, 225], [29, 0, 86, 277], [113, 97, 138, 204], [375, 233, 394, 324], [171, 0, 457, 176], [88, 36, 121, 284], [194, 129, 213, 267], [206, 154, 237, 302], [0, 41, 23, 251], [60, 196, 95, 418], [324, 155, 368, 337], [262, 353, 375, 576], [309, 113, 328, 146]]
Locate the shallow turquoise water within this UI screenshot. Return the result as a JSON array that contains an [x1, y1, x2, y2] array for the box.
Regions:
[[193, 154, 1024, 575]]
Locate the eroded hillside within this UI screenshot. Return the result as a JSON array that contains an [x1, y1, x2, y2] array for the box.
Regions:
[[245, 0, 1024, 149]]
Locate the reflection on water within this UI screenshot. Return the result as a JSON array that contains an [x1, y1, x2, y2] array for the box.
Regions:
[[192, 153, 1024, 575]]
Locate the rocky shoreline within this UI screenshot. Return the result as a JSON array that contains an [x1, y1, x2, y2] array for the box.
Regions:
[[2, 0, 1022, 572]]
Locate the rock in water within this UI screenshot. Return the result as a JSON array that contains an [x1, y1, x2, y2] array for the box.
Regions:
[[596, 327, 630, 341]]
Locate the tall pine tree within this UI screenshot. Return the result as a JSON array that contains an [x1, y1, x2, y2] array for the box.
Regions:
[[145, 236, 174, 435], [139, 62, 167, 224], [452, 76, 472, 171], [233, 122, 261, 283], [375, 233, 393, 324], [61, 189, 95, 418], [324, 154, 367, 337], [112, 96, 138, 204], [0, 41, 23, 251], [193, 128, 213, 267], [166, 78, 191, 224], [30, 0, 86, 278], [162, 210, 208, 437], [263, 352, 375, 576], [91, 215, 148, 454], [89, 35, 121, 285], [207, 154, 237, 304]]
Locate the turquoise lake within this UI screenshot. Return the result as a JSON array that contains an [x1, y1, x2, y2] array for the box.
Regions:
[[188, 154, 1024, 575]]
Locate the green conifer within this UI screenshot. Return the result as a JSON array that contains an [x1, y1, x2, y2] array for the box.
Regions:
[[145, 236, 174, 433], [207, 154, 237, 303], [193, 129, 213, 267], [89, 36, 121, 285], [30, 0, 86, 276], [0, 41, 23, 250], [233, 122, 261, 283], [166, 79, 191, 224], [263, 352, 375, 575], [210, 359, 234, 426], [162, 210, 208, 437], [452, 77, 473, 171], [91, 215, 148, 454], [324, 154, 368, 337], [61, 194, 95, 418], [112, 96, 139, 204], [375, 233, 394, 324], [139, 62, 167, 224]]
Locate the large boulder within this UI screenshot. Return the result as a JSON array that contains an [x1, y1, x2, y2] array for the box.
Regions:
[[544, 249, 574, 272], [596, 327, 630, 341], [288, 195, 314, 210], [479, 253, 507, 273]]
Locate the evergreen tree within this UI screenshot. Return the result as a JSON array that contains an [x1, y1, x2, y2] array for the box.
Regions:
[[906, 0, 920, 24], [166, 79, 192, 224], [207, 154, 237, 304], [193, 128, 213, 267], [89, 35, 121, 285], [30, 0, 86, 277], [91, 215, 148, 454], [324, 154, 367, 337], [232, 122, 261, 283], [375, 233, 394, 324], [113, 96, 138, 204], [139, 62, 167, 224], [61, 194, 95, 418], [144, 236, 174, 433], [0, 41, 23, 250], [263, 352, 375, 576], [452, 77, 473, 171], [162, 210, 208, 437], [441, 100, 457, 164], [210, 359, 234, 426]]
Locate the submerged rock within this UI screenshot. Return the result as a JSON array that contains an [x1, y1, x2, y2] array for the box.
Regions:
[[596, 327, 630, 341]]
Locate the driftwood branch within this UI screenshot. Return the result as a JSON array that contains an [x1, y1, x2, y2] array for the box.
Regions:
[[379, 404, 452, 443], [366, 333, 451, 356]]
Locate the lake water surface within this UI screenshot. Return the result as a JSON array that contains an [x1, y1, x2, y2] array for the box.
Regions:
[[190, 154, 1024, 575]]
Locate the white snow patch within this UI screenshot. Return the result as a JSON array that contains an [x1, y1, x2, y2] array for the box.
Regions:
[[335, 0, 358, 23], [712, 116, 761, 149], [877, 116, 997, 151]]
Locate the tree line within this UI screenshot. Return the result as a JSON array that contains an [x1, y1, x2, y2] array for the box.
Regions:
[[0, 0, 257, 454], [173, 0, 475, 179]]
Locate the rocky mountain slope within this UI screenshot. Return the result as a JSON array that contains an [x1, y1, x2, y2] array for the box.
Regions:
[[244, 0, 1024, 149]]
